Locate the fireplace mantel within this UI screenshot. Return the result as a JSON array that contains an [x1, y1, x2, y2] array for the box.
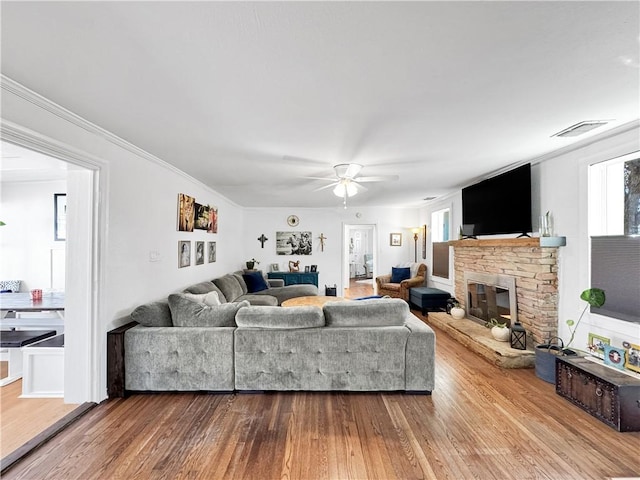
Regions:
[[449, 238, 540, 248]]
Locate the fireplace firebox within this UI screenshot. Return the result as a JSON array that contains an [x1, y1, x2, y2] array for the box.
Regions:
[[464, 272, 517, 327]]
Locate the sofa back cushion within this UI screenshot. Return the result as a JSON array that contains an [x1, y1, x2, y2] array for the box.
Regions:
[[130, 300, 173, 327], [236, 305, 324, 329], [213, 274, 244, 302], [168, 294, 248, 327], [242, 271, 269, 293], [323, 298, 409, 327], [183, 281, 228, 303]]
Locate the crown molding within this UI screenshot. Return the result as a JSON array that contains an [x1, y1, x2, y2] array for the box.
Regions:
[[1, 74, 240, 207]]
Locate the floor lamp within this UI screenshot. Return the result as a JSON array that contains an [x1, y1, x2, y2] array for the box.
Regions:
[[412, 227, 420, 262]]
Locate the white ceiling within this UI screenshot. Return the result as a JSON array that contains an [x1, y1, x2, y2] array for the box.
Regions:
[[1, 2, 638, 207]]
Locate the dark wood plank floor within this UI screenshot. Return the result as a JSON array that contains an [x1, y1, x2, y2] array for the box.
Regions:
[[4, 309, 639, 480]]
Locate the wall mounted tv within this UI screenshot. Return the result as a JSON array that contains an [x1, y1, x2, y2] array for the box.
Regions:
[[462, 163, 532, 237]]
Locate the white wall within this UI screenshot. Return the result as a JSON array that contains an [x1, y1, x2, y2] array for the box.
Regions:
[[0, 179, 67, 291], [243, 206, 419, 293]]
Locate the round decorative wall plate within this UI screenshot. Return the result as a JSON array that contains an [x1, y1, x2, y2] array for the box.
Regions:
[[287, 215, 299, 227]]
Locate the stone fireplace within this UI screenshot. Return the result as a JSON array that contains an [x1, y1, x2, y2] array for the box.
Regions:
[[451, 238, 560, 345], [465, 272, 517, 327]]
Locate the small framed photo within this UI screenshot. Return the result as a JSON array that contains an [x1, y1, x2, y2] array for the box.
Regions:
[[603, 345, 626, 370], [271, 263, 279, 272], [390, 233, 402, 246], [622, 341, 640, 373], [310, 265, 318, 272], [195, 241, 205, 265], [587, 332, 610, 358], [178, 241, 191, 268], [208, 241, 216, 263], [305, 266, 310, 273]]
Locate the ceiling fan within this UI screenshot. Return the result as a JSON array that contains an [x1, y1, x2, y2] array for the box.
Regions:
[[309, 163, 399, 208]]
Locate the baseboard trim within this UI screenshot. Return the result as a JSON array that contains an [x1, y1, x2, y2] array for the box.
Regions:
[[0, 401, 96, 475]]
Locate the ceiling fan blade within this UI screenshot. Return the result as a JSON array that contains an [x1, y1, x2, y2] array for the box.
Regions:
[[313, 182, 339, 192], [302, 176, 336, 182], [356, 175, 400, 182], [353, 181, 368, 192]]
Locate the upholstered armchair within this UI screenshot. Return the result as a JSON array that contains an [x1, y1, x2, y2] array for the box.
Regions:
[[375, 263, 427, 301]]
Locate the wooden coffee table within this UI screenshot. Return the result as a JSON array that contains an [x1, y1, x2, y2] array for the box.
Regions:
[[281, 296, 346, 308]]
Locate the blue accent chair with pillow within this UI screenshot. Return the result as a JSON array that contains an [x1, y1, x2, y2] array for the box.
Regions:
[[375, 263, 427, 301]]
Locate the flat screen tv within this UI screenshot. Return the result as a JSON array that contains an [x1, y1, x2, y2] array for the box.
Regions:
[[462, 163, 532, 237]]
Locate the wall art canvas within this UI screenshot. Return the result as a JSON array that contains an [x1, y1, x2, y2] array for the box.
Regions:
[[208, 241, 216, 263], [276, 231, 312, 255], [178, 193, 195, 232], [178, 241, 191, 268], [208, 206, 218, 233], [623, 341, 640, 373], [603, 344, 626, 370], [390, 233, 402, 246], [195, 241, 205, 265], [194, 203, 211, 230], [587, 332, 610, 358]]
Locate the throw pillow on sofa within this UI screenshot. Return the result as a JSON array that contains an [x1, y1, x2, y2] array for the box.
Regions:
[[242, 271, 269, 293], [390, 266, 411, 283], [184, 291, 222, 306], [130, 300, 173, 327], [168, 294, 249, 327]]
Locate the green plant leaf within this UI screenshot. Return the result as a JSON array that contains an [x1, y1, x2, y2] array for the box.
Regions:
[[566, 319, 575, 326], [580, 288, 605, 308]]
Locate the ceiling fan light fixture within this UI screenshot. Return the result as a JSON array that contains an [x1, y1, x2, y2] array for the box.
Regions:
[[334, 163, 362, 179], [333, 179, 358, 198]]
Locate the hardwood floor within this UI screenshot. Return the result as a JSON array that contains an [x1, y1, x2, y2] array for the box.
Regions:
[[4, 308, 639, 479], [0, 376, 79, 459]]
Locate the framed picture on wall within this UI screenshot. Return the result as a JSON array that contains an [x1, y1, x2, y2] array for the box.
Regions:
[[195, 241, 205, 265], [178, 241, 191, 268], [54, 193, 66, 241], [208, 241, 216, 263], [390, 233, 402, 246]]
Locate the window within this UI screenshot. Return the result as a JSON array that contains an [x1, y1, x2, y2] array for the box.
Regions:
[[431, 207, 451, 279], [588, 152, 640, 323]]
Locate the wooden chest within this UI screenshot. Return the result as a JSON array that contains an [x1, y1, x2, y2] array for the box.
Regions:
[[555, 356, 640, 432]]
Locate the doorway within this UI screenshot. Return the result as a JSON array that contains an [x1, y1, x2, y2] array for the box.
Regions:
[[342, 224, 377, 298]]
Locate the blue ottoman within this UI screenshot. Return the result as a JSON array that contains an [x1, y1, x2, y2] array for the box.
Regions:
[[409, 287, 451, 315]]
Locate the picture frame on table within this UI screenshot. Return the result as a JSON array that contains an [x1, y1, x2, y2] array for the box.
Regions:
[[310, 265, 318, 272], [390, 233, 402, 246], [271, 263, 279, 272], [587, 332, 610, 358], [305, 266, 310, 273], [622, 341, 640, 373], [603, 344, 626, 370]]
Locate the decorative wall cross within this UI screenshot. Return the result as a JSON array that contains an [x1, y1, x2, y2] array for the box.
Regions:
[[318, 233, 327, 252], [257, 234, 268, 248]]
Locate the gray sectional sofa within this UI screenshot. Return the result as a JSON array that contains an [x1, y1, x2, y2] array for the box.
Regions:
[[110, 277, 435, 396]]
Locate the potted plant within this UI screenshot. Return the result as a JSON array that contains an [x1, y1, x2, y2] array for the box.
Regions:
[[450, 300, 465, 320], [245, 258, 260, 270], [535, 287, 606, 383], [485, 317, 510, 342]]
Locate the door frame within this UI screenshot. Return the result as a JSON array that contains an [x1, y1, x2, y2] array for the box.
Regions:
[[342, 223, 377, 296]]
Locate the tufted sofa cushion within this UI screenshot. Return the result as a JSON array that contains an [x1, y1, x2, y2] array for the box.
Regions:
[[236, 305, 324, 329], [323, 298, 409, 327]]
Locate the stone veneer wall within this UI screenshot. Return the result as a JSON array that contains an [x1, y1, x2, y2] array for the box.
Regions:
[[451, 238, 559, 345]]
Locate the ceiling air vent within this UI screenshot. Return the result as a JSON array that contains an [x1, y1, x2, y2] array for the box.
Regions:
[[552, 120, 609, 138], [423, 196, 437, 201]]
